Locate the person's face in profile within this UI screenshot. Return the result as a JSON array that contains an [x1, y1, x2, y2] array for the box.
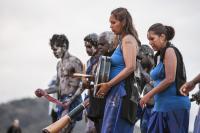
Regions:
[[109, 15, 123, 35], [51, 44, 66, 58], [147, 31, 166, 51]]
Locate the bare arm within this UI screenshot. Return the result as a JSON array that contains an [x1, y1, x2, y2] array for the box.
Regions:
[[96, 35, 137, 96], [140, 48, 177, 107], [180, 73, 200, 96], [108, 35, 137, 87], [45, 63, 60, 94], [45, 86, 59, 94], [191, 73, 200, 85], [46, 74, 59, 94], [35, 78, 59, 97], [62, 83, 85, 108], [147, 48, 177, 97], [35, 85, 58, 97]]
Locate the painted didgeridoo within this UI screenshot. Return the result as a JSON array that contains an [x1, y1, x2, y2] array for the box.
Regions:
[[42, 99, 89, 133]]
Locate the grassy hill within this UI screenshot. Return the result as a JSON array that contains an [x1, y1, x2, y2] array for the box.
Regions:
[[0, 98, 50, 133]]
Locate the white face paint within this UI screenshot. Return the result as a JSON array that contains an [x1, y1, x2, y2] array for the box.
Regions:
[[52, 45, 66, 58]]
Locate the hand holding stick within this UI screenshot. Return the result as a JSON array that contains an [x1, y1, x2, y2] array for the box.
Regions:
[[35, 88, 65, 107], [42, 99, 89, 133]]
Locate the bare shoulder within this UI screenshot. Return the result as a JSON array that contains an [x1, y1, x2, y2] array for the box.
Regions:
[[164, 47, 176, 63], [165, 47, 176, 56], [122, 34, 137, 47], [70, 55, 82, 65]]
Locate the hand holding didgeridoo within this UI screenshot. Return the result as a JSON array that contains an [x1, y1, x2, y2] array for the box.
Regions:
[[42, 98, 89, 133]]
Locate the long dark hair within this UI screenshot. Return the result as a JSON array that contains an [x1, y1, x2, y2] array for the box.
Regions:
[[111, 7, 141, 44]]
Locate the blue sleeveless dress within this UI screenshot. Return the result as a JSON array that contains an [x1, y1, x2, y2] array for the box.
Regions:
[[147, 61, 191, 133], [101, 44, 134, 133]]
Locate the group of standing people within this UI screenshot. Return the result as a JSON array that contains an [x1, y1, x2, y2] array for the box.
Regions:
[[84, 31, 115, 133], [35, 7, 200, 133]]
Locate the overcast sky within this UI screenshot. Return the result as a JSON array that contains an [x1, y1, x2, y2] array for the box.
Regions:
[[0, 0, 199, 131]]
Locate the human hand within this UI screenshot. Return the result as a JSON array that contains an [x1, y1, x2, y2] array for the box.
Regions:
[[180, 81, 196, 96], [96, 82, 111, 97], [139, 93, 151, 108], [62, 99, 71, 109], [35, 88, 47, 97], [82, 79, 91, 89]]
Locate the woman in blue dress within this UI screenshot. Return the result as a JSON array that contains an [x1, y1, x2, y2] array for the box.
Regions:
[[140, 23, 191, 133], [96, 7, 140, 133]]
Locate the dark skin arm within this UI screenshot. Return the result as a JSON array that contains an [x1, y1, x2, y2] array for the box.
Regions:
[[35, 76, 59, 97], [36, 76, 59, 96], [180, 73, 200, 96], [45, 87, 58, 94], [35, 86, 58, 97], [38, 63, 60, 95]]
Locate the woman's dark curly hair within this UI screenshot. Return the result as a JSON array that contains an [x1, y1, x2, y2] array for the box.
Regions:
[[50, 34, 69, 49]]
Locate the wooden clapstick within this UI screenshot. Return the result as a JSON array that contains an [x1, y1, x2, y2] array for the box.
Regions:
[[73, 73, 93, 78]]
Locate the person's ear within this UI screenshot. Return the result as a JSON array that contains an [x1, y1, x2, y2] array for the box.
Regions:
[[122, 20, 126, 27], [160, 34, 166, 41]]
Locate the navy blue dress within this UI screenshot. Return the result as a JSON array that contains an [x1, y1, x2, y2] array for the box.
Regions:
[[148, 61, 191, 133], [101, 44, 134, 133]]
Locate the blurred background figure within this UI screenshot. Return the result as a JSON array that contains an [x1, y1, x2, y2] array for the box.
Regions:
[[7, 119, 22, 133], [48, 75, 58, 123], [138, 45, 155, 133]]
